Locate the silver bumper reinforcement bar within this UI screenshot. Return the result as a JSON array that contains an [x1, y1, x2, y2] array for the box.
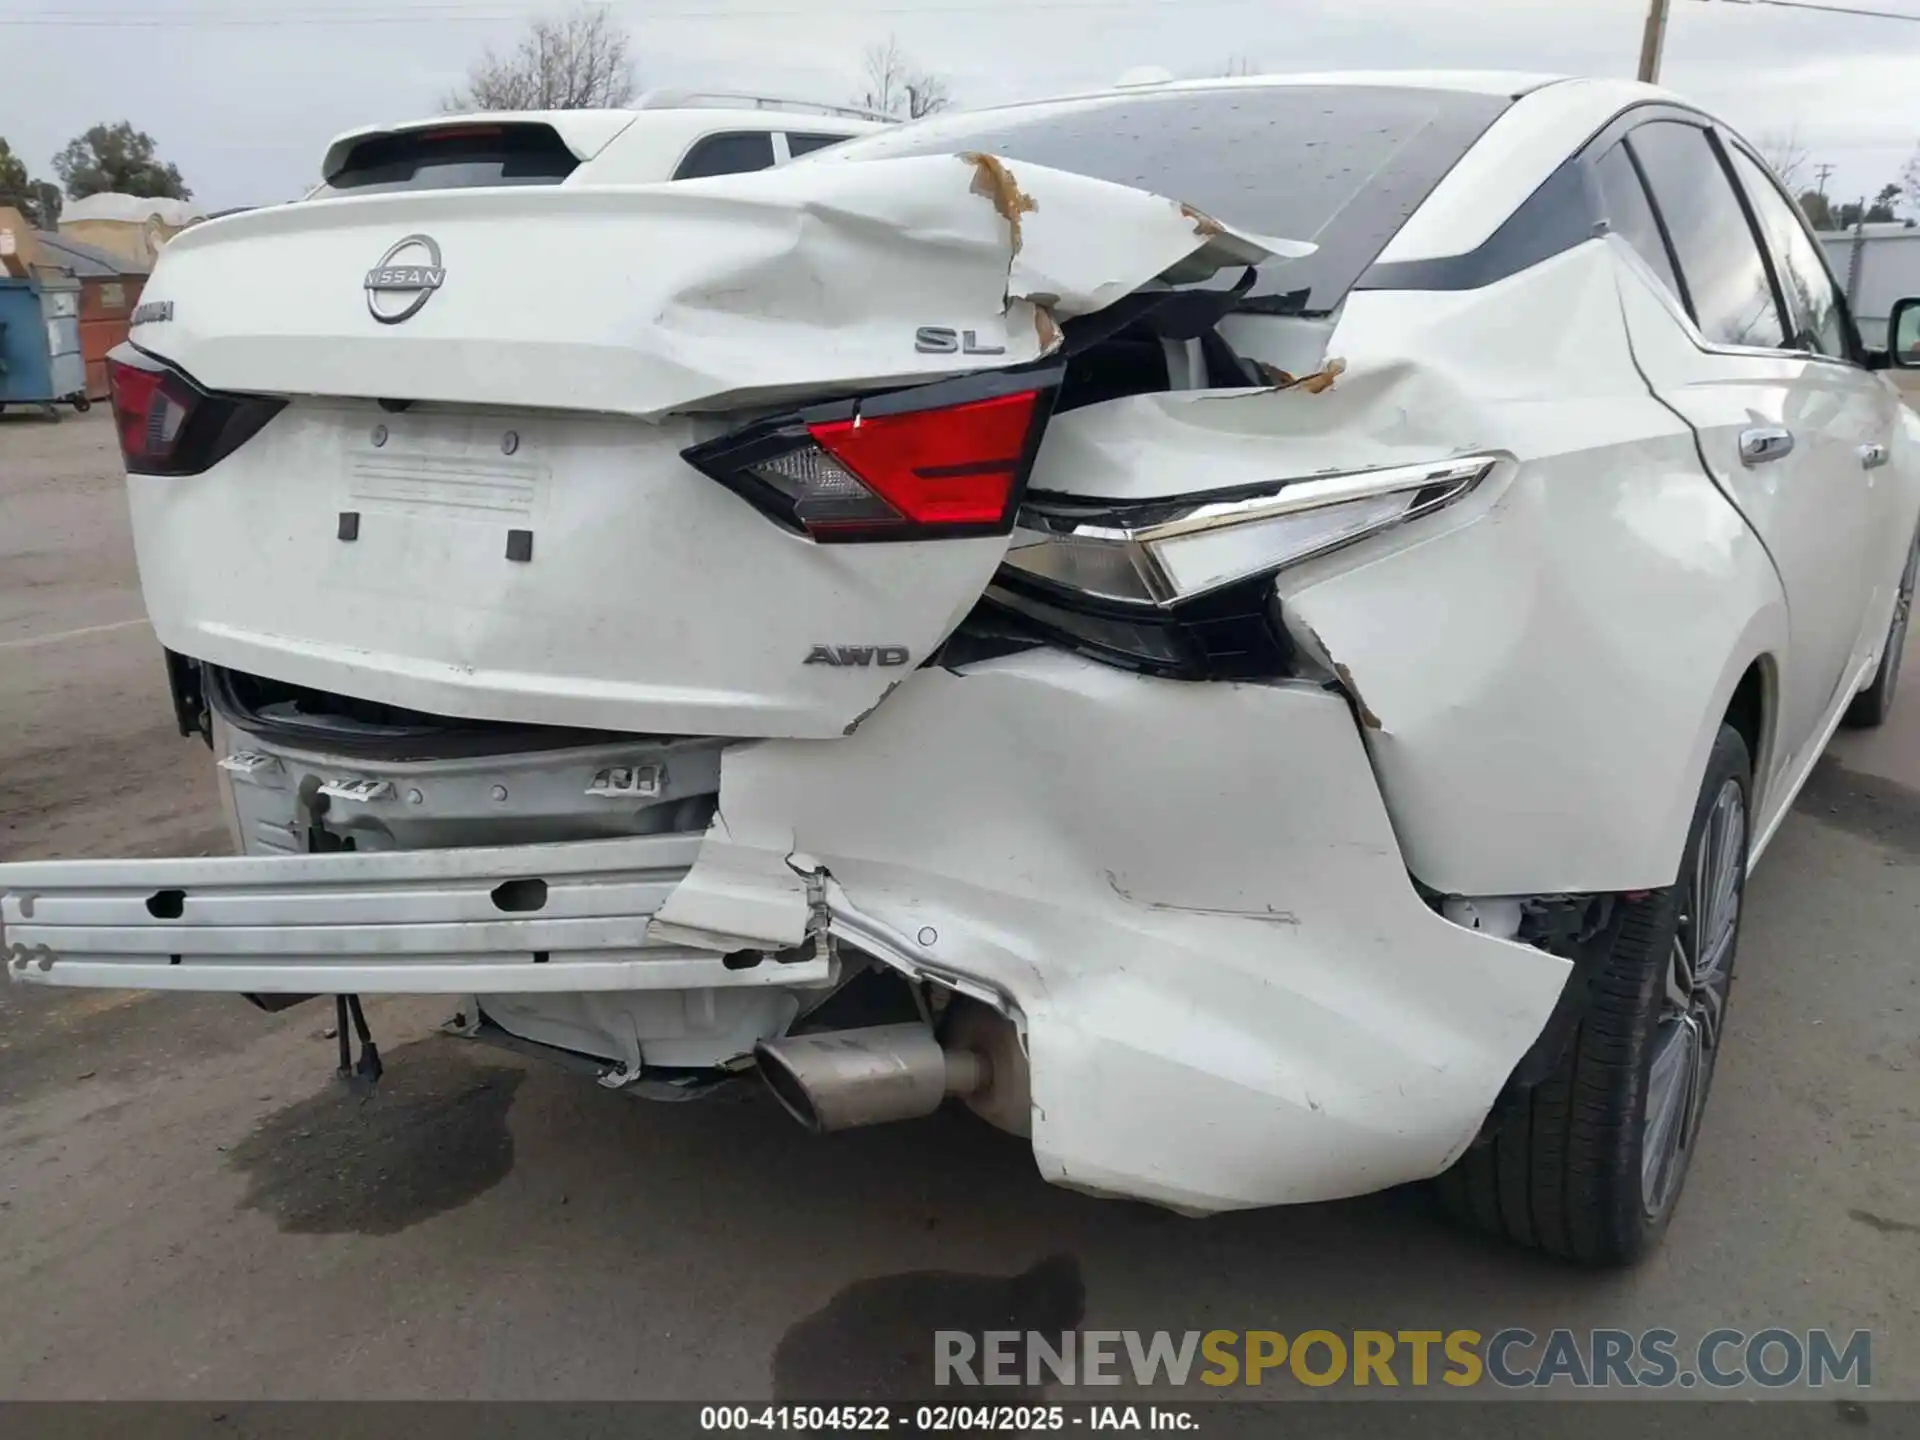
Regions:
[[0, 834, 832, 993]]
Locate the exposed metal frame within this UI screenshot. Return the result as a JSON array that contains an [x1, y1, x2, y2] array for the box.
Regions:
[[0, 835, 835, 994]]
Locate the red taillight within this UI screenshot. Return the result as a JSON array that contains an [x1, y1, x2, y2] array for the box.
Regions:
[[807, 391, 1039, 528], [683, 371, 1059, 543], [106, 347, 283, 477], [107, 354, 194, 471]]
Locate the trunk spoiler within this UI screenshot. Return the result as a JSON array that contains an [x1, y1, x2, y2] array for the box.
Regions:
[[319, 110, 642, 178]]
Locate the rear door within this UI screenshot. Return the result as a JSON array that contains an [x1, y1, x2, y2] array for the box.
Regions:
[[1721, 139, 1909, 666], [1606, 116, 1878, 772]]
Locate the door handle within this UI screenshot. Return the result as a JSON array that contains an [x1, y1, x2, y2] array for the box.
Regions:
[[1860, 442, 1890, 470], [1739, 426, 1795, 466]]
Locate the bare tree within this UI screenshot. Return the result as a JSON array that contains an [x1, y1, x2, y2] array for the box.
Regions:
[[856, 35, 951, 119], [445, 4, 636, 113], [1757, 126, 1810, 193], [1901, 143, 1920, 218]]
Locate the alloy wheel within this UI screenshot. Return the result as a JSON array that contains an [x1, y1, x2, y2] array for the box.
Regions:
[[1641, 777, 1745, 1217], [1887, 532, 1918, 704]]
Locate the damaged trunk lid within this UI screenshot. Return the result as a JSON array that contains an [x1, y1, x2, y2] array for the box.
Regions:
[[134, 153, 1292, 419], [123, 154, 1300, 739]]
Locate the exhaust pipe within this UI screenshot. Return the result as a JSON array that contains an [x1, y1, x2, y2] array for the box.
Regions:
[[755, 1022, 989, 1134]]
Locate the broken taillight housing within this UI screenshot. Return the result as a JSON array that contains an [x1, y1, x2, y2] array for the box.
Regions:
[[982, 456, 1498, 679], [106, 345, 285, 477], [682, 367, 1062, 543]]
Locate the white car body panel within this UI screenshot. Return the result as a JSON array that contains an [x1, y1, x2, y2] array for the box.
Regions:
[[1282, 239, 1788, 895], [10, 73, 1920, 1218], [133, 157, 1298, 420], [686, 653, 1574, 1211], [122, 159, 1298, 738], [128, 402, 1013, 737], [1612, 250, 1889, 756]]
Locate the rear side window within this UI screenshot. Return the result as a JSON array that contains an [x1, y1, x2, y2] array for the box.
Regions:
[[1594, 142, 1685, 308], [828, 86, 1512, 314], [673, 131, 777, 180], [1726, 146, 1850, 359], [319, 124, 577, 196], [787, 132, 851, 158], [1627, 121, 1785, 351]]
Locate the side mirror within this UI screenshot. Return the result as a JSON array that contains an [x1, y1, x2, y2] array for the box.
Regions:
[[1890, 296, 1920, 368]]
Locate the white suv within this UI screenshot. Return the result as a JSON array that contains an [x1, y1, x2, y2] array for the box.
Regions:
[[309, 88, 888, 197], [7, 72, 1919, 1265]]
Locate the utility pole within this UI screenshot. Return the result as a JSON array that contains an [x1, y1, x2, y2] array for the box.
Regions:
[[1849, 197, 1869, 311], [1815, 161, 1837, 199], [1638, 0, 1672, 82]]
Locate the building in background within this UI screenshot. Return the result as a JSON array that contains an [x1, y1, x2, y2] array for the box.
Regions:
[[58, 192, 206, 273]]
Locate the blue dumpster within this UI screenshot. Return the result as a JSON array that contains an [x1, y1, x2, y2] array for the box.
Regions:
[[0, 276, 90, 414]]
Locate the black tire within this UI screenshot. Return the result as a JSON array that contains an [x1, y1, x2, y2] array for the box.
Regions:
[[1434, 724, 1751, 1265], [1843, 527, 1918, 729], [71, 395, 91, 413]]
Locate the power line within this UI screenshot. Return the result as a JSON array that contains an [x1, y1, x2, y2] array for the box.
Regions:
[[1694, 0, 1920, 22]]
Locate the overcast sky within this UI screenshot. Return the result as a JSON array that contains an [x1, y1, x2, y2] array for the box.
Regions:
[[4, 0, 1920, 212]]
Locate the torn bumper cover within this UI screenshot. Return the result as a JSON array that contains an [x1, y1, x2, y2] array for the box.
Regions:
[[0, 652, 1569, 1213], [659, 651, 1572, 1211]]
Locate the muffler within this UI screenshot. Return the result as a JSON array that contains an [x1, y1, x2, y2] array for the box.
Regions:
[[754, 1022, 989, 1134]]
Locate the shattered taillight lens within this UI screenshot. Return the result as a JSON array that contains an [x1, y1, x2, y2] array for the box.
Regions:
[[978, 456, 1497, 680], [106, 345, 284, 477], [682, 368, 1061, 543]]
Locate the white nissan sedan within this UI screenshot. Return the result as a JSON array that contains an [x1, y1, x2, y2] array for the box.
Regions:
[[5, 72, 1918, 1266]]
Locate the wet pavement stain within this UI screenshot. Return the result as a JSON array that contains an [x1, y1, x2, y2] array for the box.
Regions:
[[226, 1039, 523, 1236], [773, 1254, 1085, 1402], [1848, 1208, 1920, 1236], [1797, 758, 1920, 859]]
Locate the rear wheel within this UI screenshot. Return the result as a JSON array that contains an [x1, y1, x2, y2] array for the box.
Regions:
[[1844, 527, 1919, 729], [1434, 724, 1750, 1265]]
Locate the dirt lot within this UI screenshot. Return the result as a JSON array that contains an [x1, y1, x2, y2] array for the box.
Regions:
[[1, 409, 1917, 1407]]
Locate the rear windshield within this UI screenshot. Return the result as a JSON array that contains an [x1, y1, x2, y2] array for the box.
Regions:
[[317, 124, 578, 197], [829, 85, 1514, 314]]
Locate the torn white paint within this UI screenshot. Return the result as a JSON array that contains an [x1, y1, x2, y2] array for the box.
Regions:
[[645, 811, 811, 952]]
